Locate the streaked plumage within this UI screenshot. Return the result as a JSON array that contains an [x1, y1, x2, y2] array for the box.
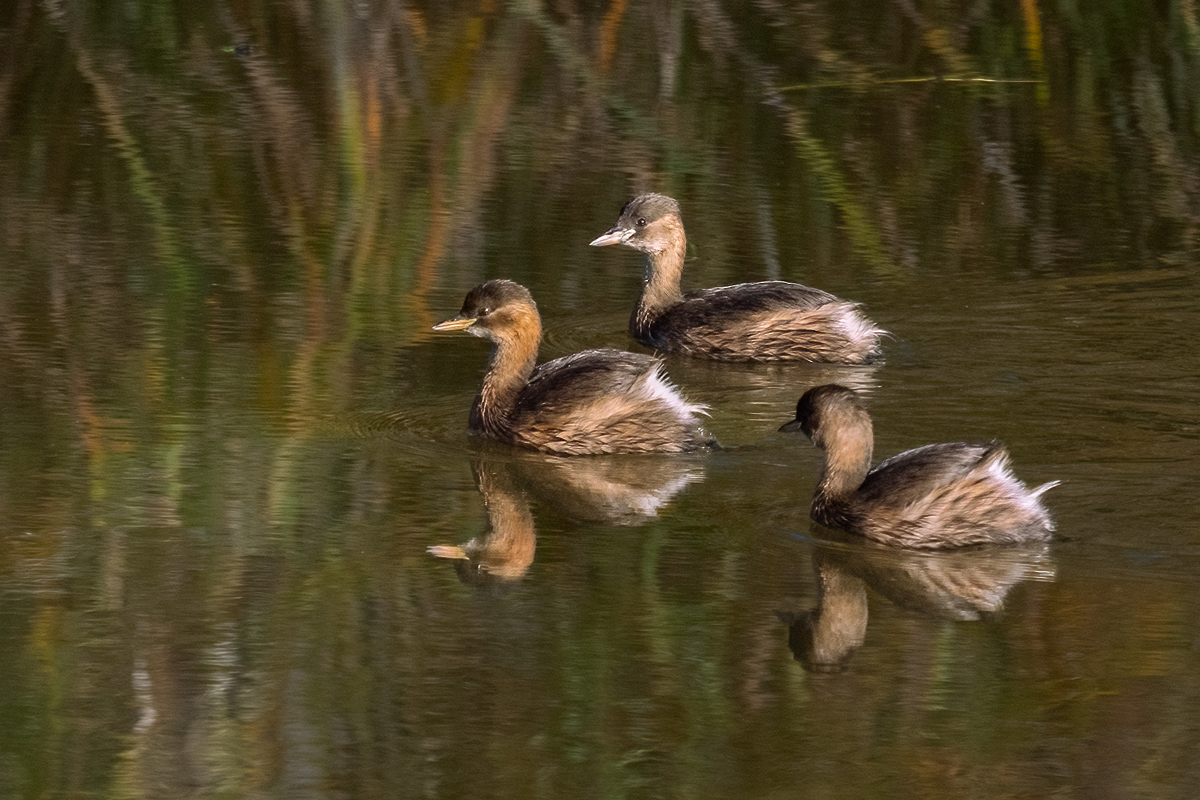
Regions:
[[590, 193, 885, 363], [434, 279, 713, 455], [781, 384, 1058, 548]]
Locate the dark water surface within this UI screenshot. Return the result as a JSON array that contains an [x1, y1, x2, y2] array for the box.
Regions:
[[3, 1, 1200, 798]]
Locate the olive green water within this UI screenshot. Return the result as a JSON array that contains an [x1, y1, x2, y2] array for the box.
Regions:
[[3, 2, 1199, 798]]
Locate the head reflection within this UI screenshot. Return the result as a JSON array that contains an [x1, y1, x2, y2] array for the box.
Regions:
[[428, 445, 704, 585], [427, 455, 537, 585]]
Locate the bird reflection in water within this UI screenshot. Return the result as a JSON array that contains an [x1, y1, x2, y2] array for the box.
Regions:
[[427, 455, 537, 585], [778, 534, 1055, 673], [428, 445, 704, 584]]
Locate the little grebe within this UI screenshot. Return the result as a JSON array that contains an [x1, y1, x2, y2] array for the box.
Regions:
[[781, 384, 1058, 548], [590, 194, 885, 363], [434, 279, 713, 455]]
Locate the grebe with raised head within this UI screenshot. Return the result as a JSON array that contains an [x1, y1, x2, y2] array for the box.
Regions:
[[434, 279, 714, 455], [781, 384, 1058, 548], [591, 193, 886, 363]]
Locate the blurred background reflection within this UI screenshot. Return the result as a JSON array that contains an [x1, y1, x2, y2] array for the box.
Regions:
[[2, 0, 1199, 797]]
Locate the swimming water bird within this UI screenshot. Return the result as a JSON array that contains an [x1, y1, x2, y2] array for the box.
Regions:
[[780, 384, 1058, 548], [590, 193, 885, 363], [433, 279, 713, 455]]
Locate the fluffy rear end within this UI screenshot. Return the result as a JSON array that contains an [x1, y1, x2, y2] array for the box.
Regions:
[[674, 300, 885, 363], [511, 353, 712, 455], [858, 447, 1058, 549]]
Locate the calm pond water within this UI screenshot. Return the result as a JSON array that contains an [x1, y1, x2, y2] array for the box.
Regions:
[[3, 1, 1200, 798]]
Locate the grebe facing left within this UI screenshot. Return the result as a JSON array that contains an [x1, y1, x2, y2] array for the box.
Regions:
[[590, 193, 886, 363], [781, 384, 1058, 549], [434, 279, 714, 456]]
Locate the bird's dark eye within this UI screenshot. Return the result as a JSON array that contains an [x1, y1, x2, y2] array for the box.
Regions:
[[479, 307, 492, 316], [636, 217, 647, 227]]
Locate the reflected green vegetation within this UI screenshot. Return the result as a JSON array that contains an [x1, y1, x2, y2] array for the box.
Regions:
[[2, 0, 1200, 797]]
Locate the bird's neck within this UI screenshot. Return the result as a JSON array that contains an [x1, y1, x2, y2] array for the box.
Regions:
[[635, 227, 688, 324], [470, 313, 541, 436], [811, 427, 873, 523]]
